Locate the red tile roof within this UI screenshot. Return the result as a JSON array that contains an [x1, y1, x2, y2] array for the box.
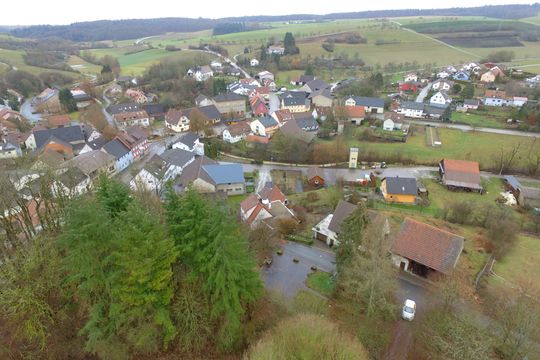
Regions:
[[259, 185, 286, 203], [240, 194, 259, 213], [391, 218, 464, 275], [246, 134, 270, 144], [336, 106, 366, 118]]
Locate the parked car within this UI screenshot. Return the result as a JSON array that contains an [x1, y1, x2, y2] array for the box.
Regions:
[[402, 299, 416, 321]]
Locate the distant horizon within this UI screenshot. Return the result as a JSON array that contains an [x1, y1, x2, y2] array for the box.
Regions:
[[1, 1, 536, 26]]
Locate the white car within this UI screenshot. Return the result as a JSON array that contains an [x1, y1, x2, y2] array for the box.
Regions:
[[402, 299, 416, 321]]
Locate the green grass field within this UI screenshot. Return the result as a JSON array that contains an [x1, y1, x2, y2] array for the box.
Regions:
[[0, 48, 81, 79], [78, 15, 540, 77], [67, 55, 102, 75], [451, 107, 513, 129], [344, 126, 537, 171], [306, 272, 335, 297], [492, 235, 540, 289]]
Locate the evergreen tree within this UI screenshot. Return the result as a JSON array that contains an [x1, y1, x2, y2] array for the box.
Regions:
[[59, 88, 78, 113], [164, 188, 262, 350], [462, 83, 474, 99], [96, 176, 132, 217], [283, 32, 299, 55], [259, 44, 268, 62], [304, 65, 315, 76]]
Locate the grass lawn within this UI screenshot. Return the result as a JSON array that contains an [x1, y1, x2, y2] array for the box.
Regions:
[[342, 125, 537, 171], [306, 271, 335, 297], [492, 235, 540, 289], [67, 55, 102, 75], [451, 108, 512, 129], [0, 48, 81, 78], [225, 194, 248, 209], [293, 290, 328, 316]]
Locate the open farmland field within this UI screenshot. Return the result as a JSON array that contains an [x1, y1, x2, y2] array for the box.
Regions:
[[491, 235, 540, 289], [67, 55, 102, 75], [343, 126, 539, 171], [0, 48, 81, 78], [88, 47, 215, 76]]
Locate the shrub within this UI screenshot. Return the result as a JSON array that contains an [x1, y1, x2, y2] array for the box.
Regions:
[[277, 218, 299, 235]]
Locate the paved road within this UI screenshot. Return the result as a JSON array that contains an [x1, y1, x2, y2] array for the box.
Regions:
[[199, 47, 250, 78], [100, 84, 116, 126], [262, 242, 335, 299], [235, 163, 438, 186], [409, 120, 540, 138], [415, 82, 432, 103], [20, 100, 42, 123], [268, 93, 281, 113]]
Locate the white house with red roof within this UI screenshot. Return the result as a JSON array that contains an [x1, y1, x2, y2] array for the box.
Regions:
[[240, 185, 296, 228]]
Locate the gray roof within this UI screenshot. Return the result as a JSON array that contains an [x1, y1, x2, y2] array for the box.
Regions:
[[85, 136, 108, 151], [293, 112, 319, 131], [425, 105, 448, 115], [107, 102, 141, 115], [504, 175, 521, 191], [198, 104, 221, 120], [142, 103, 168, 117], [160, 149, 194, 168], [213, 93, 245, 103], [143, 155, 168, 179], [202, 164, 245, 185], [304, 79, 330, 92], [328, 200, 357, 234], [308, 88, 332, 100], [103, 139, 130, 159], [353, 96, 384, 108], [58, 167, 88, 188], [257, 116, 278, 128], [177, 155, 218, 187], [280, 120, 316, 143], [176, 132, 199, 149], [298, 75, 315, 83], [68, 150, 115, 176], [383, 177, 417, 196], [400, 101, 425, 111], [33, 125, 85, 150], [464, 99, 480, 106]]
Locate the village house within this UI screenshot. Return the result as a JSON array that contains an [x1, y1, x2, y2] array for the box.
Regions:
[[504, 175, 540, 210], [290, 75, 315, 86], [116, 126, 149, 160], [293, 112, 320, 132], [381, 177, 417, 204], [511, 96, 528, 107], [187, 65, 214, 82], [257, 70, 275, 82], [452, 71, 470, 81], [267, 46, 285, 55], [308, 88, 333, 108], [213, 93, 246, 117], [300, 79, 330, 93], [404, 72, 418, 82], [114, 110, 150, 129], [177, 157, 246, 196], [439, 158, 483, 192], [102, 139, 133, 173], [383, 118, 396, 131], [279, 119, 317, 144], [344, 96, 384, 115], [281, 91, 310, 113], [195, 95, 214, 107], [171, 132, 205, 156], [335, 106, 366, 125], [437, 70, 451, 79], [107, 102, 142, 115], [34, 88, 61, 114], [424, 105, 451, 121], [390, 218, 464, 277], [52, 167, 91, 198], [240, 185, 296, 228], [159, 148, 196, 180], [480, 70, 497, 83], [463, 99, 480, 110], [129, 155, 169, 194], [250, 96, 269, 117], [430, 91, 452, 106], [250, 116, 279, 137], [0, 137, 22, 159], [396, 101, 424, 118], [307, 167, 325, 187], [26, 125, 86, 154], [483, 89, 509, 107], [399, 82, 421, 92], [210, 60, 222, 71], [250, 59, 259, 67], [165, 109, 190, 133], [222, 121, 252, 143], [125, 89, 148, 104], [67, 150, 116, 179], [312, 200, 357, 247], [271, 109, 295, 126], [432, 79, 454, 92]]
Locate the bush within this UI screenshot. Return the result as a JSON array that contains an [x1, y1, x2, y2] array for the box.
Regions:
[[277, 218, 299, 235]]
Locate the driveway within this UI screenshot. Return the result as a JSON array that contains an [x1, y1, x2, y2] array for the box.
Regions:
[[262, 242, 335, 299], [415, 82, 432, 103]]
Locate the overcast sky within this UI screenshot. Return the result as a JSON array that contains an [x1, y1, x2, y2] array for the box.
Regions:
[[2, 1, 534, 25]]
